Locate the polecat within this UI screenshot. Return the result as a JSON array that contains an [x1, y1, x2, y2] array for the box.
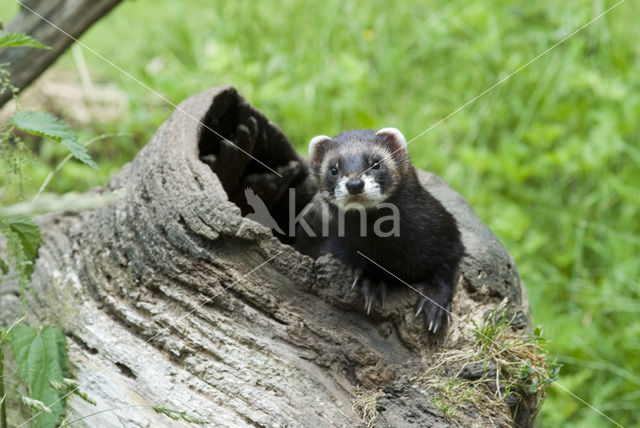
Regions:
[[307, 128, 464, 333]]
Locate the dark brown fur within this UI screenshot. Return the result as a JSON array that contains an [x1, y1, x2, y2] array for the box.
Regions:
[[305, 129, 465, 333]]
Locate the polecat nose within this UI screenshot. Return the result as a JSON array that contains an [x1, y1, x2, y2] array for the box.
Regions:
[[346, 178, 365, 194]]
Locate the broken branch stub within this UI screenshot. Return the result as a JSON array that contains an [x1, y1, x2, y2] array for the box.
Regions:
[[3, 86, 538, 426]]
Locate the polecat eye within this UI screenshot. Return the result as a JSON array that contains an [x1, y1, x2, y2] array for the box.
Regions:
[[371, 160, 381, 169], [330, 167, 338, 176]]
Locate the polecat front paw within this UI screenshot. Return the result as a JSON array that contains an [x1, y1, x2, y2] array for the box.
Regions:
[[361, 279, 388, 314], [414, 283, 452, 334], [351, 268, 387, 315]]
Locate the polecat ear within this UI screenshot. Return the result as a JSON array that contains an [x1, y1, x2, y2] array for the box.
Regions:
[[375, 128, 408, 159], [309, 135, 332, 166]]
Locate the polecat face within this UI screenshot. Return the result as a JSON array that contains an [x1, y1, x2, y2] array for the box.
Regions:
[[308, 128, 411, 210]]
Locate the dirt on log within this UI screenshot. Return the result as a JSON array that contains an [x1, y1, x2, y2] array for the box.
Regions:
[[1, 87, 538, 427]]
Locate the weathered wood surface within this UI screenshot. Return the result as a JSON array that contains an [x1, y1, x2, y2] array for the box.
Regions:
[[1, 87, 536, 427], [0, 0, 122, 107]]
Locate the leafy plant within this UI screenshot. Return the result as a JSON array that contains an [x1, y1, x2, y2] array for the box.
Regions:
[[0, 215, 40, 289], [0, 31, 82, 428], [12, 111, 98, 169], [9, 324, 70, 427], [0, 29, 205, 427], [0, 317, 22, 428], [0, 32, 48, 49]]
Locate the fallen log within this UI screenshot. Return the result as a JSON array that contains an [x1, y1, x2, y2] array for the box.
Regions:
[[1, 86, 539, 427]]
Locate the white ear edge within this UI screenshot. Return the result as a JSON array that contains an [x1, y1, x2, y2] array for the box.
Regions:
[[309, 135, 332, 159], [376, 127, 407, 148]]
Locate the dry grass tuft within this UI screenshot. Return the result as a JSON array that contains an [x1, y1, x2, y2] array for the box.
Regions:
[[352, 389, 385, 428], [418, 301, 559, 426]]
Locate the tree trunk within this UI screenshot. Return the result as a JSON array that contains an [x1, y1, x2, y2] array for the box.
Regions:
[[1, 87, 538, 427], [0, 0, 122, 108]]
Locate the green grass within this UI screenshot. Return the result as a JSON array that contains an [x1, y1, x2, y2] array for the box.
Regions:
[[2, 0, 639, 426]]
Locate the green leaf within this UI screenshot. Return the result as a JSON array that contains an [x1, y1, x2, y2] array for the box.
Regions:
[[60, 139, 98, 169], [12, 111, 77, 143], [10, 325, 70, 428], [12, 111, 97, 169], [0, 215, 41, 283], [0, 215, 40, 261], [0, 32, 48, 48]]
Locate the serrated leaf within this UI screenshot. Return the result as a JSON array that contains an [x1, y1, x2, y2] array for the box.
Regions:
[[60, 139, 98, 169], [0, 32, 48, 48], [10, 325, 70, 428], [12, 111, 77, 143], [12, 111, 97, 169], [0, 215, 41, 282]]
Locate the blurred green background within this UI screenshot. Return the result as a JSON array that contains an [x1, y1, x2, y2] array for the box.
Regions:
[[1, 0, 639, 426]]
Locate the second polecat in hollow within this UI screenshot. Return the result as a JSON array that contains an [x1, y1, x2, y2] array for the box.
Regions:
[[306, 128, 464, 333]]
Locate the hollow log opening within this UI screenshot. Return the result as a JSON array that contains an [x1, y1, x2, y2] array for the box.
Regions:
[[198, 87, 315, 245]]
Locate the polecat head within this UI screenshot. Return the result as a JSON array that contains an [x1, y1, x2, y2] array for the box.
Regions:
[[308, 128, 411, 210]]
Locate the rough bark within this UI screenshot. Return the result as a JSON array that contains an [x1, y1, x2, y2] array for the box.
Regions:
[[0, 0, 122, 107], [1, 87, 538, 427]]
